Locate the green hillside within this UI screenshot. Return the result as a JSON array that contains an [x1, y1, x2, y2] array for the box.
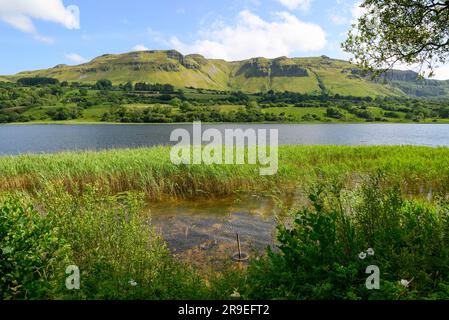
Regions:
[[3, 50, 449, 97]]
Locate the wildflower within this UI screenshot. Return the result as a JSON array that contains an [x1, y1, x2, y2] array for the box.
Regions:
[[367, 248, 375, 256], [129, 280, 138, 287], [230, 289, 241, 298], [400, 279, 410, 288], [358, 252, 367, 260]]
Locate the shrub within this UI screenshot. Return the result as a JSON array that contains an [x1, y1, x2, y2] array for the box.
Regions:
[[326, 107, 345, 120], [94, 79, 113, 91], [46, 107, 83, 121], [0, 198, 70, 299], [244, 173, 449, 300]]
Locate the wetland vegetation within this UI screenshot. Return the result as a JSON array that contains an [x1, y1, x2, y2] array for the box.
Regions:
[[1, 146, 449, 299]]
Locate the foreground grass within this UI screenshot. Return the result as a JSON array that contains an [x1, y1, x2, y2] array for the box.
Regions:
[[1, 146, 449, 300], [1, 146, 448, 200], [0, 187, 208, 300]]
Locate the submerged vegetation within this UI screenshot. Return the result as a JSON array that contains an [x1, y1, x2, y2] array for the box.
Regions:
[[1, 146, 449, 300]]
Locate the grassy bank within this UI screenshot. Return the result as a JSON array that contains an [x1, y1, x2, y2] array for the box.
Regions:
[[1, 146, 448, 200]]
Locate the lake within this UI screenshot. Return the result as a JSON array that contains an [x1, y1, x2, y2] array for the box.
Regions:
[[0, 123, 448, 155]]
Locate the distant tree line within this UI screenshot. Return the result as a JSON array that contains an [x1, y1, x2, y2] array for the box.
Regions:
[[133, 82, 175, 93], [17, 77, 60, 86], [257, 90, 375, 104], [46, 107, 83, 121], [101, 103, 289, 123]]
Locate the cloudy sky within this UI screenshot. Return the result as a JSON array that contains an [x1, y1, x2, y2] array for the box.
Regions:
[[0, 0, 448, 79]]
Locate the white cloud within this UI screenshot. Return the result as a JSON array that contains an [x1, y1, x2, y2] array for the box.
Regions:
[[65, 53, 87, 64], [0, 0, 80, 38], [276, 0, 312, 11], [171, 10, 326, 61], [433, 65, 449, 80], [132, 44, 149, 51]]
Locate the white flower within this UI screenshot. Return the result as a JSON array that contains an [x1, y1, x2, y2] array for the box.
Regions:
[[358, 252, 367, 260], [128, 280, 138, 287], [367, 248, 375, 256], [230, 289, 241, 298], [400, 279, 410, 288]]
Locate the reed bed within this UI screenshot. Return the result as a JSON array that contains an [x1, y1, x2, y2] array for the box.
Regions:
[[0, 146, 448, 200]]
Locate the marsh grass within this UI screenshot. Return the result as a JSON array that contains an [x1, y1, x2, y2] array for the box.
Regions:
[[0, 146, 448, 200]]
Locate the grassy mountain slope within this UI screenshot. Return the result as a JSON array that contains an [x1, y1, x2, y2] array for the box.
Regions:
[[302, 57, 396, 96], [3, 50, 449, 97], [10, 51, 232, 90]]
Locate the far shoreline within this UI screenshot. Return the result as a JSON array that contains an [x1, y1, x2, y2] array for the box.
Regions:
[[2, 120, 449, 126]]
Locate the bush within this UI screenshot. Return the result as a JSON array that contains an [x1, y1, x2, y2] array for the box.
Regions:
[[439, 107, 449, 119], [0, 198, 70, 299], [244, 173, 449, 300], [94, 79, 113, 91], [46, 107, 83, 121], [326, 107, 345, 120]]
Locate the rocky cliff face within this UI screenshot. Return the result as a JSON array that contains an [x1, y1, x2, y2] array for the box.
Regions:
[[165, 50, 209, 70], [236, 57, 309, 78], [271, 58, 309, 77]]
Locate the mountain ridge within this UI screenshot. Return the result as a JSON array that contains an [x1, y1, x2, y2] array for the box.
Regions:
[[3, 50, 449, 97]]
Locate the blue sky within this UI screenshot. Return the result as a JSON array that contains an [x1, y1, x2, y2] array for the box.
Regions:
[[1, 0, 448, 79]]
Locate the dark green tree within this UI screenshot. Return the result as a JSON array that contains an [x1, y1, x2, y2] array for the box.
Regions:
[[94, 79, 113, 91], [123, 81, 133, 91], [439, 106, 449, 118]]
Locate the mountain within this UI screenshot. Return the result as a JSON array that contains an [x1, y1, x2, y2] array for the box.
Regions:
[[4, 50, 449, 97]]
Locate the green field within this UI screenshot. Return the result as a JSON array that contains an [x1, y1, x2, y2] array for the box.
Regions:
[[21, 105, 111, 122]]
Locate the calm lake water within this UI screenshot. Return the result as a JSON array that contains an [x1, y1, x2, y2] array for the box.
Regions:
[[0, 123, 448, 155], [150, 195, 280, 255]]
